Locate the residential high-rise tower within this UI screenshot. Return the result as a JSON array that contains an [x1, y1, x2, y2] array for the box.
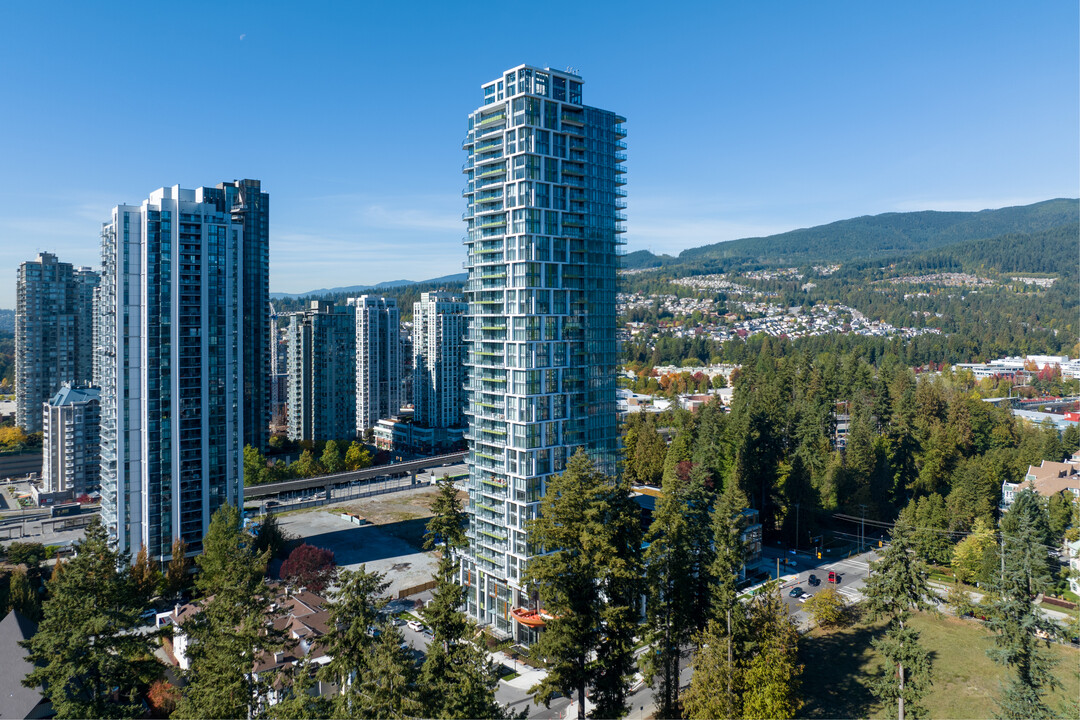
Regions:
[[15, 253, 98, 432], [459, 65, 625, 640], [97, 186, 243, 561], [42, 384, 101, 496], [352, 296, 401, 434], [200, 179, 270, 451], [286, 301, 357, 443], [412, 292, 467, 429]]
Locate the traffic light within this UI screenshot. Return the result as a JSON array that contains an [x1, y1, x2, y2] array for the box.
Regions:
[[817, 552, 821, 559], [878, 540, 883, 547]]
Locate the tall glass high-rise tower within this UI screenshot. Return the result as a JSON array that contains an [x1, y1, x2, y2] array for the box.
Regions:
[[200, 179, 270, 452], [459, 65, 626, 641], [97, 186, 243, 562], [15, 253, 97, 433]]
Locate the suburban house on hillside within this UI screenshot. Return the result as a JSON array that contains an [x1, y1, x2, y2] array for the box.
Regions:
[[1000, 457, 1080, 510]]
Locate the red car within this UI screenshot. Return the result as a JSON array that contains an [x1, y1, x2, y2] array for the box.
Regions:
[[828, 571, 838, 584]]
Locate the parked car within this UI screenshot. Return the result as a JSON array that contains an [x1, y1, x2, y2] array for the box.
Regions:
[[407, 620, 424, 632], [808, 574, 821, 586], [789, 587, 804, 598]]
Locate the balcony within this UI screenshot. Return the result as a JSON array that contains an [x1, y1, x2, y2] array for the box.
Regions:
[[477, 165, 506, 179], [477, 113, 507, 128], [561, 113, 584, 126], [475, 139, 503, 154]]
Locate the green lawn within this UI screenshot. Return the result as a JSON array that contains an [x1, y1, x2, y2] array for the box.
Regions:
[[798, 610, 1080, 719]]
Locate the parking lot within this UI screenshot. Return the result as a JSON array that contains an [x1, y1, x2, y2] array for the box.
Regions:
[[275, 484, 447, 597]]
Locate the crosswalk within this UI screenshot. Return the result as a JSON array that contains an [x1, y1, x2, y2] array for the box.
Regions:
[[838, 587, 862, 601]]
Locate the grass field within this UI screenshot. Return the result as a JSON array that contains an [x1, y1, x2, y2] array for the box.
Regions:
[[798, 610, 1080, 719]]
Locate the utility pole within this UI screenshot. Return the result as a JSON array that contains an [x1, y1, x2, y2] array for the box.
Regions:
[[859, 504, 867, 553], [795, 502, 800, 552]]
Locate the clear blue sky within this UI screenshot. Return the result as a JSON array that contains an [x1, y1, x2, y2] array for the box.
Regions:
[[0, 1, 1076, 307]]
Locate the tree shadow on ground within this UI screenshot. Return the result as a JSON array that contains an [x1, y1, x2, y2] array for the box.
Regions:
[[797, 612, 885, 719]]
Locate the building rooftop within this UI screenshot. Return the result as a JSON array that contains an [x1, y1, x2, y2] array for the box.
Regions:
[[0, 610, 49, 719], [48, 384, 100, 406]]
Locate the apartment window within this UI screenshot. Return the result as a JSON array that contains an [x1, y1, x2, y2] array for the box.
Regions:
[[544, 101, 558, 130], [553, 75, 566, 101], [569, 81, 582, 104]]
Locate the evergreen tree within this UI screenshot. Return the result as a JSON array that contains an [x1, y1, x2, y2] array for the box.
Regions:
[[633, 417, 666, 486], [590, 468, 646, 720], [987, 489, 1060, 720], [174, 504, 280, 719], [195, 503, 267, 597], [904, 494, 952, 566], [523, 449, 643, 720], [682, 481, 749, 720], [352, 625, 420, 719], [862, 520, 936, 720], [252, 511, 291, 560], [740, 582, 802, 720], [7, 566, 40, 620], [320, 566, 391, 717], [643, 465, 696, 717], [661, 421, 694, 486], [270, 660, 332, 719], [419, 478, 511, 719], [21, 518, 156, 719]]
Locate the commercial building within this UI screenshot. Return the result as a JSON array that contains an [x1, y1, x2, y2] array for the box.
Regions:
[[15, 253, 98, 432], [97, 185, 244, 561], [286, 301, 357, 443], [412, 292, 467, 429], [458, 65, 625, 640], [373, 417, 465, 456], [352, 296, 401, 435], [200, 180, 271, 451], [41, 384, 100, 496]]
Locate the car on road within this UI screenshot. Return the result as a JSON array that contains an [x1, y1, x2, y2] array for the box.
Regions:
[[788, 587, 804, 598], [798, 593, 812, 603], [407, 620, 424, 632], [828, 570, 838, 584], [807, 574, 820, 586]]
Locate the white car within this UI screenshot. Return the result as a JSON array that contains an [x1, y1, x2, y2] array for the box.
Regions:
[[798, 594, 812, 603], [407, 620, 424, 632]]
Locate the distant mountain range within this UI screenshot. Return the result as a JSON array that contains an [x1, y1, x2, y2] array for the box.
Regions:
[[623, 198, 1079, 270], [270, 273, 467, 300]]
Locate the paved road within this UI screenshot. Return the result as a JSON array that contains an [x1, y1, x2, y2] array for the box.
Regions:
[[761, 548, 878, 629]]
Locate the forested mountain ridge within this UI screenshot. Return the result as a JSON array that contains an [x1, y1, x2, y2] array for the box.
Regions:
[[624, 198, 1078, 269], [889, 223, 1078, 278]]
